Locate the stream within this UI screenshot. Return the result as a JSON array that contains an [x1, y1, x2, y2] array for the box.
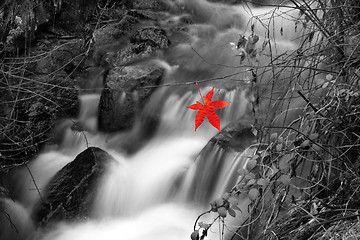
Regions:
[[2, 0, 304, 239]]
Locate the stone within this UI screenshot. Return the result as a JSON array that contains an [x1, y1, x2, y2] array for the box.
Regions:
[[130, 0, 170, 11], [98, 65, 164, 132], [127, 9, 168, 21], [92, 15, 139, 68], [183, 120, 257, 204], [130, 26, 171, 50], [93, 17, 171, 69], [93, 15, 139, 47], [35, 147, 116, 226], [210, 121, 257, 152], [105, 25, 170, 67]]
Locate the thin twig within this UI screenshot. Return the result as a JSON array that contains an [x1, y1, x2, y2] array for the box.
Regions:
[[25, 163, 43, 202]]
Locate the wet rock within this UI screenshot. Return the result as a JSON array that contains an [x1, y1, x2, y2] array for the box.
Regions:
[[97, 25, 170, 133], [93, 15, 139, 68], [98, 65, 163, 132], [74, 66, 109, 94], [104, 25, 170, 67], [210, 121, 257, 152], [93, 15, 139, 47], [35, 147, 116, 226], [127, 9, 168, 21], [130, 0, 170, 11], [184, 120, 257, 204], [112, 42, 155, 67], [93, 16, 171, 68], [130, 26, 171, 50]]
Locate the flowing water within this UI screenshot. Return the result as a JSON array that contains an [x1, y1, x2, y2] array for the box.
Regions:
[[1, 0, 307, 239]]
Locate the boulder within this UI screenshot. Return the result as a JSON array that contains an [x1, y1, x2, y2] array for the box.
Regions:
[[127, 9, 168, 22], [210, 121, 257, 152], [130, 0, 170, 11], [98, 65, 164, 132], [183, 120, 257, 203], [92, 5, 171, 68], [93, 15, 140, 68], [130, 26, 171, 50], [35, 147, 116, 226], [91, 16, 170, 69], [93, 15, 139, 47], [106, 25, 170, 67]]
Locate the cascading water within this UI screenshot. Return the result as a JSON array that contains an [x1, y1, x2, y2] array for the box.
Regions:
[[10, 87, 248, 240], [2, 0, 306, 239]]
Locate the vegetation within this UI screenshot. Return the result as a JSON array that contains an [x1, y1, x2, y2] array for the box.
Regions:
[[0, 0, 123, 170], [191, 0, 360, 239], [1, 0, 360, 239]]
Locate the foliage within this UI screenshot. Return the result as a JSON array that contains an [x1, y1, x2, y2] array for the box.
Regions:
[[0, 0, 118, 170], [188, 83, 231, 132], [0, 0, 359, 238], [192, 0, 360, 239]]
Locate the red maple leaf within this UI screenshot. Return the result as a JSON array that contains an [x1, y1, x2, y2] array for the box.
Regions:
[[187, 84, 231, 132]]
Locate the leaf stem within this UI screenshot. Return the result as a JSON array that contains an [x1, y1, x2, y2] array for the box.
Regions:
[[196, 82, 206, 105]]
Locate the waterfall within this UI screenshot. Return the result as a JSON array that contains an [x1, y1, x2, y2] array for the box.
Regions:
[[6, 84, 251, 240], [2, 0, 305, 239], [13, 86, 249, 240]]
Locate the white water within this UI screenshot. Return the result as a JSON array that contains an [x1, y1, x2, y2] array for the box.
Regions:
[[2, 0, 309, 240], [5, 85, 251, 240], [16, 87, 249, 240]]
